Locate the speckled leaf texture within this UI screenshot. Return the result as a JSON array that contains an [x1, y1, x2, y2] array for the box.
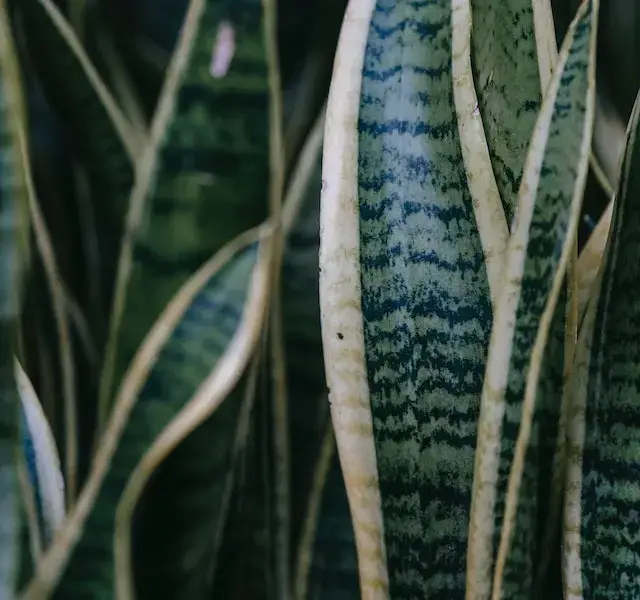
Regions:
[[574, 87, 640, 600], [51, 241, 260, 600], [111, 0, 269, 396], [357, 0, 493, 597], [470, 0, 552, 222], [469, 1, 597, 598], [0, 5, 23, 597]]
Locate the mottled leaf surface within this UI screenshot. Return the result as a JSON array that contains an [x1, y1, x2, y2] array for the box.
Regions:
[[471, 0, 549, 222], [468, 3, 596, 597], [357, 1, 493, 597], [112, 0, 269, 395], [577, 86, 640, 600], [52, 241, 260, 600]]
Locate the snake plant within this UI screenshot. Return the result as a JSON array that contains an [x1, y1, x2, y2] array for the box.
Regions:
[[0, 0, 636, 598]]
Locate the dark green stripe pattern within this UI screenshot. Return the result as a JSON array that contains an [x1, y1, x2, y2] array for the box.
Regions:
[[113, 0, 269, 393], [580, 87, 640, 599], [488, 4, 595, 598], [357, 1, 492, 597], [470, 0, 543, 223], [52, 241, 259, 600]]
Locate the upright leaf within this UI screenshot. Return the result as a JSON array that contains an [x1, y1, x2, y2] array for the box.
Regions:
[[466, 2, 598, 598], [319, 0, 388, 595], [0, 1, 26, 595], [18, 0, 137, 330], [355, 0, 495, 597], [19, 229, 272, 600], [564, 84, 640, 600], [470, 0, 556, 222], [102, 0, 270, 421]]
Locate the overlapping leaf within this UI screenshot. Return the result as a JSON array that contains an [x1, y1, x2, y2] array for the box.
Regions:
[[357, 0, 494, 597], [101, 0, 271, 423], [0, 3, 27, 596], [18, 0, 137, 334], [469, 0, 556, 222], [20, 228, 272, 600], [466, 2, 598, 599], [564, 83, 640, 600]]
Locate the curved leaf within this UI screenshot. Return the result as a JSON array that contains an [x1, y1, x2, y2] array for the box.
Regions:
[[0, 3, 30, 597], [19, 227, 272, 600], [564, 82, 640, 600], [17, 360, 65, 547], [101, 0, 271, 423], [466, 2, 598, 598], [319, 0, 388, 595], [351, 0, 497, 597]]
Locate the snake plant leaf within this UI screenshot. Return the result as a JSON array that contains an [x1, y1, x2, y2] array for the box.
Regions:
[[0, 3, 31, 597], [564, 84, 640, 600], [325, 0, 498, 596], [102, 0, 270, 422], [305, 430, 360, 600], [469, 0, 556, 223], [319, 0, 388, 595], [19, 228, 272, 600], [576, 197, 613, 321], [18, 0, 137, 340], [212, 377, 278, 600], [209, 112, 327, 600], [466, 1, 597, 598], [16, 360, 65, 548]]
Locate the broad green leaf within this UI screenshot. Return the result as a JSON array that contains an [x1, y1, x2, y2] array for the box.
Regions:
[[101, 0, 271, 424], [129, 335, 261, 600], [564, 83, 640, 600], [319, 0, 389, 595], [19, 227, 273, 600], [336, 0, 496, 596], [469, 0, 556, 223], [466, 2, 597, 599], [17, 360, 65, 546], [0, 2, 26, 596]]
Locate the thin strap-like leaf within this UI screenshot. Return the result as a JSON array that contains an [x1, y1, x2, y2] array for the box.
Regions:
[[451, 0, 508, 307], [0, 2, 27, 595], [19, 226, 272, 600], [469, 0, 556, 223], [466, 2, 598, 598], [564, 80, 640, 600], [100, 0, 271, 425], [319, 0, 388, 596]]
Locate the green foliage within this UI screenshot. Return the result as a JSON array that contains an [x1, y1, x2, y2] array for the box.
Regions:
[[0, 0, 637, 598]]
